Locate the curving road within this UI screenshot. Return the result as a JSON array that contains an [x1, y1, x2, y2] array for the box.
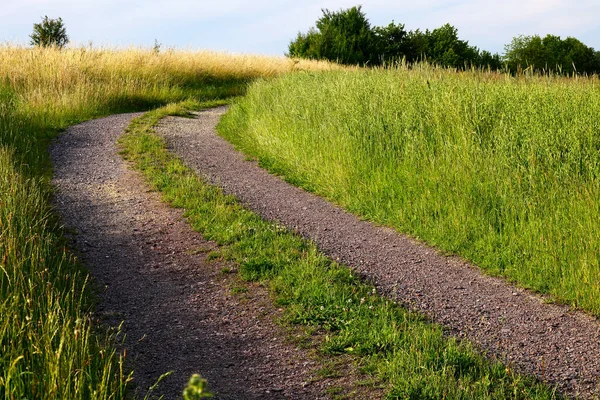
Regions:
[[157, 106, 600, 399], [50, 113, 330, 400], [50, 107, 600, 399]]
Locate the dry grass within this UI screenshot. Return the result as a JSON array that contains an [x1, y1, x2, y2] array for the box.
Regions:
[[0, 45, 340, 102], [1, 45, 341, 143]]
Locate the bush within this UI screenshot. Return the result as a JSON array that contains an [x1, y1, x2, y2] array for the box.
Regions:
[[289, 6, 374, 65]]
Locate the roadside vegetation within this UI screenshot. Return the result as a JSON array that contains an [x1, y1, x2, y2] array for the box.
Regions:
[[119, 101, 558, 399], [1, 33, 593, 398], [219, 64, 600, 317], [0, 45, 334, 399]]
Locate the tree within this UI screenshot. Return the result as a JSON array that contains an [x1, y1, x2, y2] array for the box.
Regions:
[[288, 28, 321, 60], [504, 35, 544, 72], [288, 6, 502, 70], [477, 50, 503, 70], [426, 24, 479, 68], [561, 37, 598, 74], [288, 6, 375, 65], [402, 24, 496, 69], [317, 6, 374, 65], [403, 28, 428, 62], [504, 34, 600, 75], [372, 21, 409, 63], [30, 16, 69, 48]]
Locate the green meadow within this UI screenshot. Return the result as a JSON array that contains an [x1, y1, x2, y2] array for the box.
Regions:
[[219, 65, 600, 315]]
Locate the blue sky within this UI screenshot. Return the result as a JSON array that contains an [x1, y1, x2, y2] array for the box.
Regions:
[[1, 0, 599, 56]]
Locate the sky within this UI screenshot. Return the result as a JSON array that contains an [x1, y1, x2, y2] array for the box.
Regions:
[[1, 0, 600, 57]]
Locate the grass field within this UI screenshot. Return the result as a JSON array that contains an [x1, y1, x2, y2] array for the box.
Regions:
[[119, 102, 558, 399], [0, 45, 334, 399], [0, 44, 579, 398], [219, 65, 600, 316]]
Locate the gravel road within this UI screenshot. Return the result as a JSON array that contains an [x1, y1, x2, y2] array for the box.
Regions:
[[156, 106, 600, 399], [50, 114, 332, 399]]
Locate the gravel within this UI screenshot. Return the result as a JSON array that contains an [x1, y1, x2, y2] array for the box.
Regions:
[[50, 113, 332, 399], [156, 106, 600, 399]]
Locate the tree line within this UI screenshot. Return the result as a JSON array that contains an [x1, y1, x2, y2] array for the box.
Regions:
[[288, 6, 600, 75]]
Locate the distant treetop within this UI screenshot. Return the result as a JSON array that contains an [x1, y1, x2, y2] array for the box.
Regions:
[[503, 34, 600, 75], [289, 5, 600, 75], [288, 6, 502, 70], [30, 16, 69, 48]]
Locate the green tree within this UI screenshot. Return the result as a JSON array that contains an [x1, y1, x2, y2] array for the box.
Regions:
[[288, 6, 502, 70], [477, 50, 503, 70], [404, 28, 428, 62], [426, 24, 479, 68], [503, 35, 543, 72], [404, 24, 497, 69], [288, 6, 374, 65], [561, 36, 598, 74], [504, 34, 600, 74], [372, 21, 409, 63], [30, 16, 69, 48], [288, 28, 321, 60]]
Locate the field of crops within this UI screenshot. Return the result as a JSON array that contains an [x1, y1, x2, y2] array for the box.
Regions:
[[219, 65, 600, 315], [0, 45, 334, 399]]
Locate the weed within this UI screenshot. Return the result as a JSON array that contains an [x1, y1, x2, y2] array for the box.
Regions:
[[182, 374, 213, 399], [316, 364, 343, 379], [206, 251, 221, 261], [185, 245, 214, 255], [230, 284, 249, 295]]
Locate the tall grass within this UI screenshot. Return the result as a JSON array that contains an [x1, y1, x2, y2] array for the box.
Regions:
[[0, 45, 334, 399], [219, 65, 600, 316]]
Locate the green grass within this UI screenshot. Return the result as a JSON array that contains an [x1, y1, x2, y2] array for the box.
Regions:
[[0, 146, 128, 399], [218, 66, 600, 316], [119, 102, 559, 399], [0, 49, 246, 399]]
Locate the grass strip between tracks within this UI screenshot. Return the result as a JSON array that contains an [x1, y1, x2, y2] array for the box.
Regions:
[[119, 101, 559, 399]]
